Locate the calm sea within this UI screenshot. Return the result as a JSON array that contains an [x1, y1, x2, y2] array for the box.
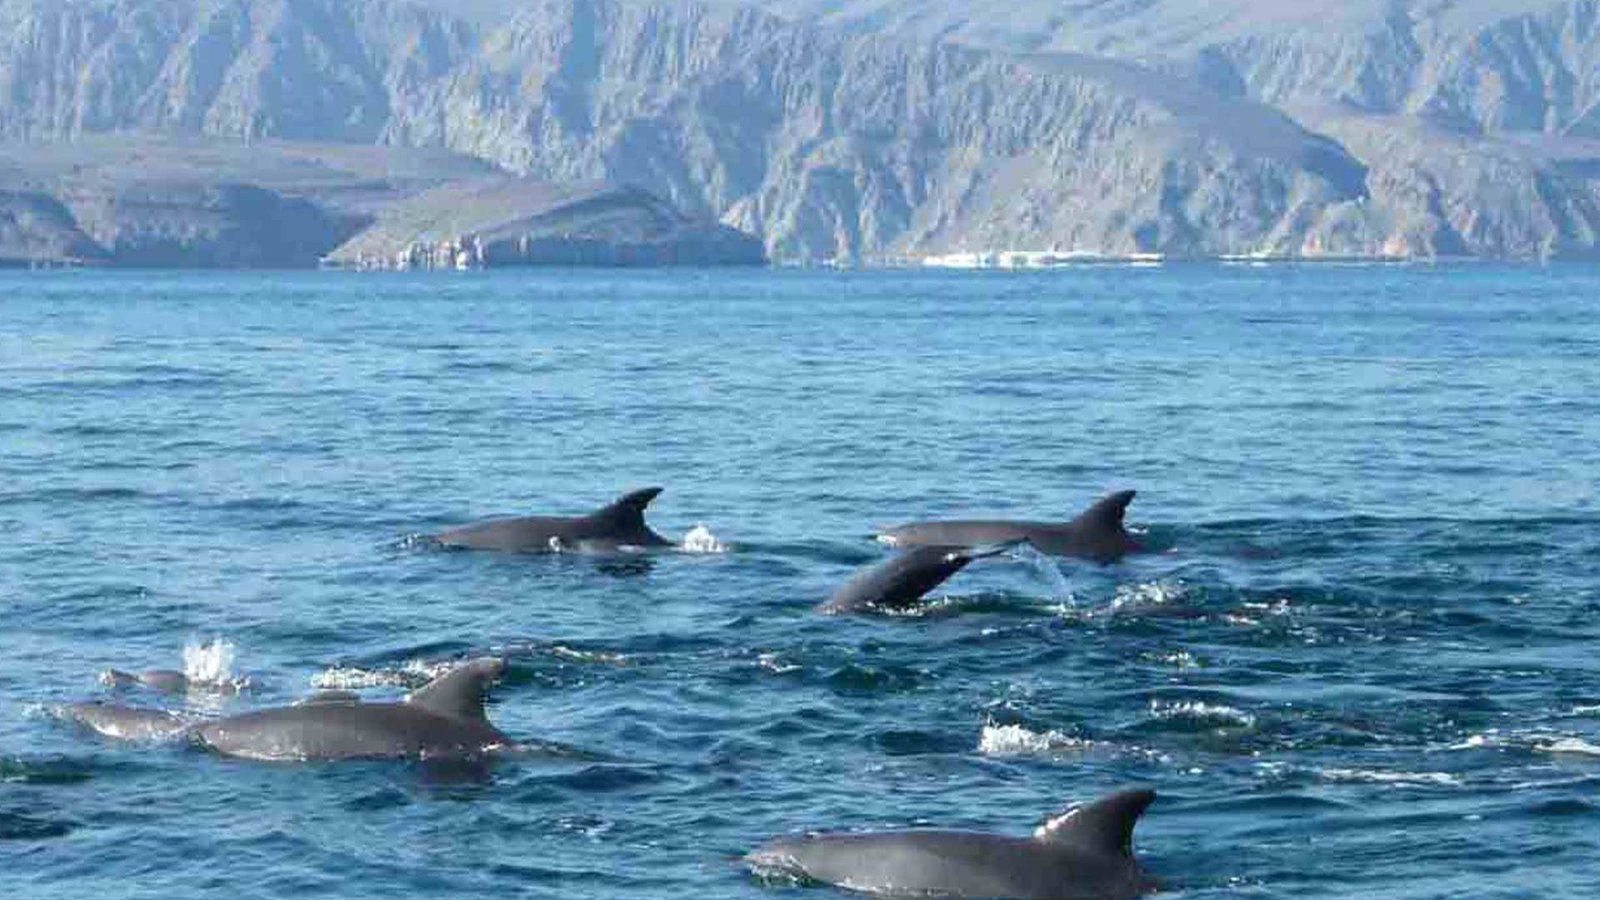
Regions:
[[2, 266, 1599, 898]]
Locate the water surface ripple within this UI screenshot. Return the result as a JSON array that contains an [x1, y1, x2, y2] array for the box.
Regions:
[[3, 267, 1600, 898]]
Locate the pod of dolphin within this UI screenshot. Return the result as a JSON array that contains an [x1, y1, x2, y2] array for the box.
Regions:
[[58, 487, 1158, 900]]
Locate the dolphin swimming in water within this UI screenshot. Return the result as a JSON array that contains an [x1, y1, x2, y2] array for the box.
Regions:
[[66, 659, 520, 763], [879, 490, 1144, 563], [99, 668, 193, 693], [819, 542, 1021, 614], [746, 788, 1159, 900], [436, 487, 674, 553], [62, 702, 190, 742]]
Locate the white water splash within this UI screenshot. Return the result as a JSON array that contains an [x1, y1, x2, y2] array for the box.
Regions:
[[1013, 543, 1074, 603], [1449, 730, 1600, 758], [546, 645, 629, 665], [978, 722, 1094, 756], [311, 658, 454, 691], [183, 638, 237, 685], [757, 652, 802, 675], [1149, 700, 1257, 728], [1319, 767, 1462, 787], [1537, 737, 1600, 757], [1450, 732, 1500, 750], [1149, 649, 1201, 670], [1107, 581, 1188, 616], [680, 523, 728, 553]]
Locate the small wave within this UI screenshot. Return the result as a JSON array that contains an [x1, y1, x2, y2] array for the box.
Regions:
[[679, 524, 729, 554], [977, 722, 1093, 756], [1145, 650, 1201, 670], [1451, 732, 1499, 750], [1148, 700, 1257, 729], [1102, 580, 1195, 618], [757, 653, 801, 675], [490, 641, 630, 666], [546, 645, 629, 665], [0, 486, 150, 506], [825, 663, 926, 694], [1450, 731, 1600, 758], [1318, 767, 1462, 787], [0, 755, 96, 786], [311, 658, 455, 691], [0, 811, 80, 841], [1538, 737, 1600, 758]]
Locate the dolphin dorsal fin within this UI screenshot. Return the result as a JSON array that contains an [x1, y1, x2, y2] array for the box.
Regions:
[[1072, 490, 1137, 531], [404, 658, 506, 721], [1032, 789, 1155, 855], [593, 487, 664, 524]]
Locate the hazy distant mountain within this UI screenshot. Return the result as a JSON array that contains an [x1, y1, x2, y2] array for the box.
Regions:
[[744, 0, 1600, 136], [1, 0, 1599, 262]]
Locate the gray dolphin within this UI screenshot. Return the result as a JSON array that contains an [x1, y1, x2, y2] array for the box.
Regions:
[[879, 490, 1144, 563], [62, 702, 190, 742], [193, 658, 511, 761], [66, 659, 519, 763], [436, 487, 674, 553], [100, 668, 192, 693], [820, 542, 1020, 614], [98, 668, 250, 695], [746, 789, 1159, 900]]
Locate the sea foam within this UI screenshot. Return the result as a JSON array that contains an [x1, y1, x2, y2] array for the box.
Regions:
[[680, 523, 729, 553]]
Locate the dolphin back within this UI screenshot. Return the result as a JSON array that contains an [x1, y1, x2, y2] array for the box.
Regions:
[[879, 490, 1141, 562], [194, 703, 510, 762], [62, 702, 190, 742], [821, 545, 994, 614], [750, 829, 1150, 900], [193, 658, 513, 762], [436, 487, 670, 552], [748, 789, 1158, 900]]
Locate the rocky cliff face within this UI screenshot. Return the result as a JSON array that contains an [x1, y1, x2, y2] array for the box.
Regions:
[[2, 0, 1599, 261], [0, 188, 107, 265], [732, 0, 1600, 258], [326, 179, 765, 268], [0, 135, 761, 267]]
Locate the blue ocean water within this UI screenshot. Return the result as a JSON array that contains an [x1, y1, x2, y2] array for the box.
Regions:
[[2, 266, 1599, 898]]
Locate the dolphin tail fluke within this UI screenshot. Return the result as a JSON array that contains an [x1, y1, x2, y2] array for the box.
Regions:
[[1074, 490, 1137, 532], [1033, 788, 1156, 856], [405, 658, 506, 721]]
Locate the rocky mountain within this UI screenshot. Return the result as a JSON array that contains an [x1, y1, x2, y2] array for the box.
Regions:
[[743, 0, 1600, 137], [1, 0, 1598, 262], [0, 135, 759, 267], [326, 179, 765, 268]]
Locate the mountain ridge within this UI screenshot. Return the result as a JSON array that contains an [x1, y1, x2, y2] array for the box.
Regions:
[[1, 0, 1599, 262]]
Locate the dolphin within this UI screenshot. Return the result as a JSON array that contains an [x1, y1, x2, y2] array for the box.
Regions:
[[100, 668, 193, 693], [435, 487, 674, 553], [65, 659, 520, 763], [878, 490, 1144, 563], [819, 542, 1020, 614], [746, 789, 1159, 900], [193, 658, 511, 761], [62, 702, 190, 742]]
